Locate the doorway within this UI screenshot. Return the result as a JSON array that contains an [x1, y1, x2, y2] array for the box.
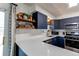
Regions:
[[0, 11, 5, 56]]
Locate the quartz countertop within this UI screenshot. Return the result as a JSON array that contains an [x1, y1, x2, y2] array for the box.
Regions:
[[16, 33, 79, 56]]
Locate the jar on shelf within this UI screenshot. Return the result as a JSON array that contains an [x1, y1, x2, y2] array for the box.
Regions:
[[28, 15, 32, 21], [17, 12, 24, 20]]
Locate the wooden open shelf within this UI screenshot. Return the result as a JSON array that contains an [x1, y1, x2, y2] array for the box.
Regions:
[[16, 19, 36, 23]]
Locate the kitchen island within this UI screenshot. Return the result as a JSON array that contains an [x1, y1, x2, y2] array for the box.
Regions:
[[16, 33, 79, 56]]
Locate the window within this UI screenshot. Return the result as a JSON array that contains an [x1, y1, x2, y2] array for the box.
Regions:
[[0, 11, 5, 56]]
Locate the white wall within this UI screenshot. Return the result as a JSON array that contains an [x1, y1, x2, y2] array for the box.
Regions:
[[16, 3, 36, 15], [16, 3, 29, 14], [57, 12, 79, 19], [27, 4, 36, 14], [0, 4, 9, 10], [0, 3, 10, 56]]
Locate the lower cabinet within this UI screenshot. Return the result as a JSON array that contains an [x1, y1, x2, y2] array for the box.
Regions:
[[51, 36, 65, 48], [18, 48, 26, 56], [56, 36, 65, 48], [51, 37, 57, 46], [32, 11, 47, 29], [15, 44, 26, 56]]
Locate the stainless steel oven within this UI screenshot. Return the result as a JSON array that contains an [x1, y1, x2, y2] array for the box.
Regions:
[[65, 40, 79, 53], [65, 31, 79, 53], [65, 40, 79, 49]]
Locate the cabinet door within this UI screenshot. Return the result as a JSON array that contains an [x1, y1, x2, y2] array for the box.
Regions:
[[51, 37, 57, 46], [18, 48, 26, 56], [32, 12, 38, 28], [56, 37, 64, 48], [54, 20, 60, 29], [38, 12, 47, 29], [15, 44, 26, 56]]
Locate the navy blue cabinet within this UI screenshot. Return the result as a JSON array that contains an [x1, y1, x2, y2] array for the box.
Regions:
[[60, 16, 79, 29], [32, 11, 47, 29], [18, 48, 26, 56], [54, 16, 79, 29], [54, 20, 61, 29], [55, 36, 64, 48], [51, 36, 64, 48], [15, 44, 26, 56], [51, 37, 57, 46]]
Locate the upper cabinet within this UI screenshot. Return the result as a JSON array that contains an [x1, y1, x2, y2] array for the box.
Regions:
[[54, 20, 61, 29], [54, 16, 79, 29], [32, 11, 47, 29], [60, 16, 79, 29]]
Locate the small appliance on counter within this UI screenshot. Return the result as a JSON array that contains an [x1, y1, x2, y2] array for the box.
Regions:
[[47, 29, 52, 37], [47, 25, 52, 37]]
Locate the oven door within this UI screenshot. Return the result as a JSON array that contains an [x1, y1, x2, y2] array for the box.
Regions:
[[66, 40, 79, 49], [65, 40, 79, 53]]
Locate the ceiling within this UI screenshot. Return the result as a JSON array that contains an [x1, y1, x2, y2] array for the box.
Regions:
[[35, 3, 79, 17]]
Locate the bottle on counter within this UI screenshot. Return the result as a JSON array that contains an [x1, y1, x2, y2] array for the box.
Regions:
[[47, 29, 52, 37], [47, 25, 52, 37]]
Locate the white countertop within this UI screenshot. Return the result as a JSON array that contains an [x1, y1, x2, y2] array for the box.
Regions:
[[16, 33, 79, 56]]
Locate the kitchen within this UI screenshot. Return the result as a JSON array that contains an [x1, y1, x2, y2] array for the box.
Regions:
[[2, 3, 79, 56]]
